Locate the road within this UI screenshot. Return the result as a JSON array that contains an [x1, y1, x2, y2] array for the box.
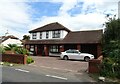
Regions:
[[2, 65, 90, 82], [2, 66, 70, 82]]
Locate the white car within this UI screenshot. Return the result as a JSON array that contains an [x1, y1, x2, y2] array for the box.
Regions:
[[60, 49, 94, 61]]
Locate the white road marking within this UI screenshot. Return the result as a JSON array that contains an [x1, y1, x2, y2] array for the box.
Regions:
[[46, 75, 67, 80], [15, 69, 29, 73], [40, 66, 51, 69]]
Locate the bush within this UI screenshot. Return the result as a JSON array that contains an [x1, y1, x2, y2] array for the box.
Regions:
[[0, 45, 5, 54], [16, 48, 30, 55], [27, 56, 34, 64]]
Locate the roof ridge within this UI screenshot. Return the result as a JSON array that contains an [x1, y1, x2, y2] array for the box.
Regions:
[[29, 22, 71, 33], [70, 29, 103, 33]]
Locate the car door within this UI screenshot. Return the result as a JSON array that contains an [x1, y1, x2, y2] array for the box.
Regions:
[[69, 50, 75, 59], [66, 50, 73, 59], [73, 50, 81, 60]]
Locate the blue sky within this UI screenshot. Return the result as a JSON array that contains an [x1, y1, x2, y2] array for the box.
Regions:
[[28, 2, 62, 20], [0, 0, 119, 39]]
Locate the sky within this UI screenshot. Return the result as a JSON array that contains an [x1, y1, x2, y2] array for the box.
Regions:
[[0, 0, 119, 39]]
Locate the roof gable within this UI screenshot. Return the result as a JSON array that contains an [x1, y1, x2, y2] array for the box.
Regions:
[[29, 22, 71, 33], [0, 35, 19, 43]]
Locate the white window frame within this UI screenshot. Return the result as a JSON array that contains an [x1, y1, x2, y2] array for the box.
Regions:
[[32, 33, 37, 39]]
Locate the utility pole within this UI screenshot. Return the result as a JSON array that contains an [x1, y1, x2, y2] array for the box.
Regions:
[[118, 1, 120, 18]]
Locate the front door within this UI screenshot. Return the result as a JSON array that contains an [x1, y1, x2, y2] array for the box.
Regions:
[[37, 45, 44, 56]]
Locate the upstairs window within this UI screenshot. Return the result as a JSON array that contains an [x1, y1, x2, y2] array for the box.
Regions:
[[46, 31, 49, 39], [52, 30, 60, 38], [40, 32, 42, 39], [32, 33, 37, 39]]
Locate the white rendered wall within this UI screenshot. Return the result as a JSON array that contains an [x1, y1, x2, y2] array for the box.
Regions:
[[30, 30, 68, 40], [1, 38, 22, 46]]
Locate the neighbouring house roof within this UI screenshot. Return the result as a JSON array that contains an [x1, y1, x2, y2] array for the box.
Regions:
[[0, 35, 19, 43], [24, 39, 62, 45], [0, 35, 22, 46], [25, 30, 103, 45], [29, 22, 71, 33], [61, 30, 103, 44]]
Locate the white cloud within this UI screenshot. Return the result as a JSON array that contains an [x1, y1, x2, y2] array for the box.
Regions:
[[30, 0, 119, 32], [0, 0, 119, 39], [0, 1, 32, 39]]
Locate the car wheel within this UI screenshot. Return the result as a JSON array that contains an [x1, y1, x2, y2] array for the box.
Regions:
[[84, 57, 90, 62], [63, 56, 68, 60]]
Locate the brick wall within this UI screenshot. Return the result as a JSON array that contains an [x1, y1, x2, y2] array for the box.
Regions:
[[88, 59, 101, 73], [2, 54, 27, 64]]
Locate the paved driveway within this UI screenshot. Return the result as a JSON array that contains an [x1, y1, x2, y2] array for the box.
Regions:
[[30, 56, 88, 73]]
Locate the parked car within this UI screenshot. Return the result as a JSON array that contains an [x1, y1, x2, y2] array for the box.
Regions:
[[60, 49, 94, 61]]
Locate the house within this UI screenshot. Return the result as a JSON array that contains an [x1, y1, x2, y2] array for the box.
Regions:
[[0, 35, 22, 47], [24, 22, 103, 58]]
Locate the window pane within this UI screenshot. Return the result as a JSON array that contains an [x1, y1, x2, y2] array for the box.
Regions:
[[52, 30, 60, 38], [50, 45, 59, 53], [40, 32, 42, 39], [32, 33, 36, 39]]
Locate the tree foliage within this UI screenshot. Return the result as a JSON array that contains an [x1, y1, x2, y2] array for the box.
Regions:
[[101, 15, 120, 79], [4, 44, 30, 55], [22, 35, 30, 40]]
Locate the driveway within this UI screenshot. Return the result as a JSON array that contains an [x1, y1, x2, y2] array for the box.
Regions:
[[29, 56, 88, 73], [12, 56, 95, 82]]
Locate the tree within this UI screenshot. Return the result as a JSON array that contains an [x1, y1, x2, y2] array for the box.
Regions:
[[103, 15, 120, 44], [101, 15, 120, 78], [22, 35, 30, 40]]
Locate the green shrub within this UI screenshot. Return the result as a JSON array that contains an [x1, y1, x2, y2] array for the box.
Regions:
[[16, 48, 30, 55], [4, 44, 18, 51], [0, 45, 5, 54], [27, 56, 34, 64]]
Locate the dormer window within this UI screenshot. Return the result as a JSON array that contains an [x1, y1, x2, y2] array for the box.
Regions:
[[32, 33, 37, 39], [40, 32, 42, 39], [52, 30, 60, 38], [46, 31, 49, 39]]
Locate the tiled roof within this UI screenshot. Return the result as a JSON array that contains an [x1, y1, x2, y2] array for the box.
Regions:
[[61, 30, 103, 44], [25, 30, 103, 45], [0, 35, 19, 43], [29, 22, 71, 33]]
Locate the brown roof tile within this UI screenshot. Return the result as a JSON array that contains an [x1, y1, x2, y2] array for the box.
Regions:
[[0, 35, 19, 43], [25, 30, 103, 45], [29, 22, 71, 33], [61, 30, 103, 44]]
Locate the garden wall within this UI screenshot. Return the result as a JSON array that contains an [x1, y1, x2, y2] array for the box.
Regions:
[[2, 54, 27, 64], [88, 59, 101, 73]]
